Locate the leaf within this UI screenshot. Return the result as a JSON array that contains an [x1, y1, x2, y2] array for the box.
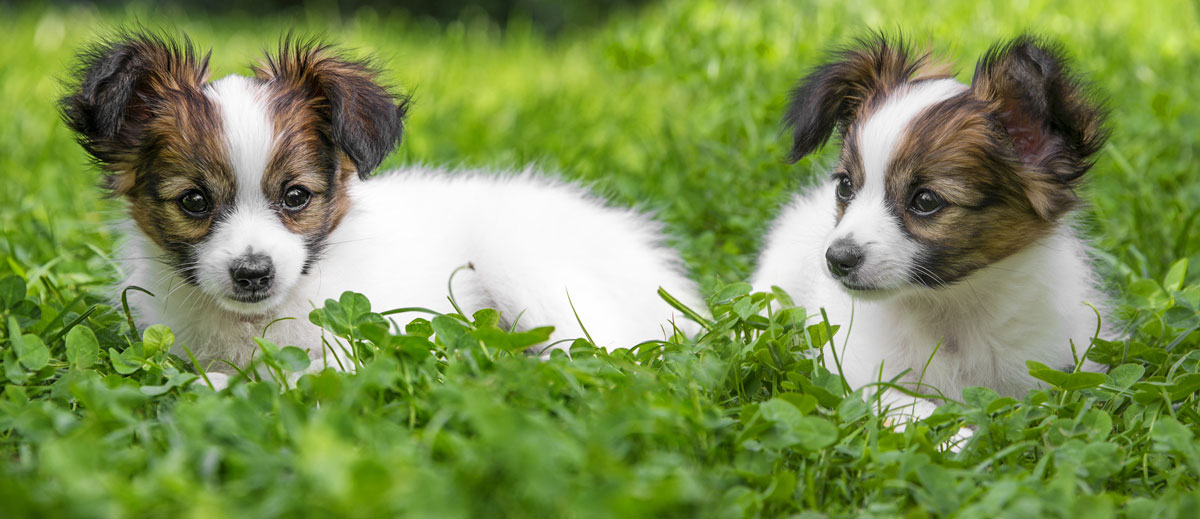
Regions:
[[109, 348, 140, 375], [140, 369, 199, 396], [404, 318, 434, 339], [1027, 361, 1069, 387], [778, 392, 818, 415], [15, 333, 49, 371], [9, 300, 41, 328], [431, 315, 469, 349], [1163, 258, 1188, 292], [757, 398, 839, 451], [0, 275, 25, 309], [1062, 372, 1107, 391], [915, 464, 960, 515], [1151, 417, 1195, 454], [278, 347, 312, 372], [1168, 373, 1200, 401], [1105, 364, 1145, 390], [712, 282, 752, 304], [3, 350, 29, 385], [770, 286, 795, 308], [472, 309, 501, 329], [65, 325, 100, 370], [470, 326, 554, 353], [141, 325, 175, 357], [1078, 409, 1113, 441], [1163, 306, 1198, 328], [1027, 361, 1105, 390], [732, 296, 757, 321], [962, 386, 999, 409], [339, 291, 372, 318], [836, 393, 868, 422], [1127, 278, 1167, 308]]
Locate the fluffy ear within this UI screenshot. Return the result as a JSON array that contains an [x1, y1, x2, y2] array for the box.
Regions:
[[59, 31, 211, 195], [782, 33, 943, 163], [254, 37, 408, 179], [972, 35, 1108, 218]]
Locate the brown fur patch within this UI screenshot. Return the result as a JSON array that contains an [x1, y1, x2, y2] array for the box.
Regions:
[[253, 37, 408, 179], [883, 93, 1056, 285], [783, 32, 955, 162], [60, 32, 233, 280]]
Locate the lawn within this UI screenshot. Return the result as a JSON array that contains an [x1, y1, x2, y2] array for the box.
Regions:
[[1, 0, 1199, 517]]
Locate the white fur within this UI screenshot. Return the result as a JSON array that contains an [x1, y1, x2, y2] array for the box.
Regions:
[[752, 81, 1109, 429], [121, 168, 703, 380], [116, 76, 703, 386]]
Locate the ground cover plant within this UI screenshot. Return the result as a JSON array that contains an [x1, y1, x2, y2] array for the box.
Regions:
[[1, 0, 1199, 516]]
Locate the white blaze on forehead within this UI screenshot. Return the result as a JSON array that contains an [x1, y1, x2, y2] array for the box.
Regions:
[[207, 75, 276, 204], [197, 75, 307, 315], [826, 79, 967, 291], [857, 78, 967, 194]]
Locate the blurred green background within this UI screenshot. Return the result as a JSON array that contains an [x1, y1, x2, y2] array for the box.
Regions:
[[2, 0, 1197, 291]]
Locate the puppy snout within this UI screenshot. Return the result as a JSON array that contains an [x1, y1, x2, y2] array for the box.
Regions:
[[230, 254, 275, 293], [825, 240, 864, 277]]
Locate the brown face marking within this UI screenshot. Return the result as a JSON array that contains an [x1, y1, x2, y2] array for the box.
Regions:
[[261, 88, 347, 239], [60, 32, 235, 282], [879, 92, 1057, 285]]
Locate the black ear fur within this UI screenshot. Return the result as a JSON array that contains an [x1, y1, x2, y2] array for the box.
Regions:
[[256, 36, 408, 179], [59, 30, 210, 191], [971, 35, 1108, 184], [782, 33, 931, 163]]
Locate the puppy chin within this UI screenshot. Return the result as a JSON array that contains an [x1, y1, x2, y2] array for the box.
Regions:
[[829, 272, 908, 301], [210, 288, 289, 317]]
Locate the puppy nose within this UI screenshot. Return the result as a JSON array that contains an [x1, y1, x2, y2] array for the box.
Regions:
[[230, 254, 274, 292], [825, 240, 863, 277]]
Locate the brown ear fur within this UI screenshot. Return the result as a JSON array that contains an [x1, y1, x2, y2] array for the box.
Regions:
[[971, 35, 1109, 220], [782, 32, 952, 163], [254, 37, 408, 179], [59, 31, 212, 195]]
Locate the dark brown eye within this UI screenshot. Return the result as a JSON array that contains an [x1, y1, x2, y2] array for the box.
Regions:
[[909, 189, 944, 216], [283, 186, 311, 210], [178, 190, 210, 216], [835, 175, 854, 202]]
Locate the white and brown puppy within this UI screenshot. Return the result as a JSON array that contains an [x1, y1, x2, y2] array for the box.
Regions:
[[61, 32, 702, 387], [752, 34, 1111, 426]]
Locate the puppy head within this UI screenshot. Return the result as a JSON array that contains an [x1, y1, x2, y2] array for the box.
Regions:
[[61, 31, 408, 314], [782, 33, 1107, 295]]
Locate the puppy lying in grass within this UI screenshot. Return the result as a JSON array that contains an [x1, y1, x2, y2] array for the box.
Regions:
[[752, 34, 1112, 441], [61, 32, 701, 388]]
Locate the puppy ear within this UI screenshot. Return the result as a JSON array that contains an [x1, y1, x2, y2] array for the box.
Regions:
[[59, 31, 211, 195], [972, 35, 1108, 219], [255, 37, 408, 179], [782, 33, 940, 163]]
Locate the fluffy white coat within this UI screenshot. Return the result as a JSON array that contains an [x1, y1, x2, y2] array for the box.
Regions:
[[118, 168, 703, 383]]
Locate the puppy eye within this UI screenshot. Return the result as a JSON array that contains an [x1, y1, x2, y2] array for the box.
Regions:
[[835, 175, 854, 202], [909, 189, 945, 216], [178, 190, 210, 216], [283, 186, 312, 210]]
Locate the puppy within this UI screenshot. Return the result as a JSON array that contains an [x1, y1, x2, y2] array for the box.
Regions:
[[61, 32, 702, 386], [752, 34, 1110, 427]]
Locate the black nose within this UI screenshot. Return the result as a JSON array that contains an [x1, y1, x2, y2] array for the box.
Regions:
[[825, 241, 864, 277], [230, 254, 274, 292]]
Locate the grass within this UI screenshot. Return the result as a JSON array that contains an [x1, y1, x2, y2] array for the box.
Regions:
[[1, 0, 1199, 516]]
